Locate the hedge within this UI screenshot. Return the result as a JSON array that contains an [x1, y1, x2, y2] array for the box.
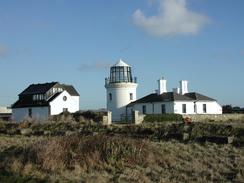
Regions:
[[144, 114, 183, 122]]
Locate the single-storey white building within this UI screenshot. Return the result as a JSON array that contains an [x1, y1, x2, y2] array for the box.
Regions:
[[0, 106, 12, 121], [12, 82, 80, 122], [126, 78, 222, 115]]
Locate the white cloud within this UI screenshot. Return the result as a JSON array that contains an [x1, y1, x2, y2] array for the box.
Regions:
[[132, 0, 210, 37]]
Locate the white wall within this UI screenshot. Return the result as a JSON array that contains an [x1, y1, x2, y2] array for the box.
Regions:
[[128, 101, 222, 115], [49, 90, 79, 115], [174, 101, 195, 114], [195, 101, 222, 114], [106, 83, 137, 121], [129, 102, 174, 115], [12, 107, 49, 122]]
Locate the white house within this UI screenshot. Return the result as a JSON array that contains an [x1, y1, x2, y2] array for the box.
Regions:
[[12, 82, 80, 122], [105, 59, 138, 121], [127, 78, 222, 115]]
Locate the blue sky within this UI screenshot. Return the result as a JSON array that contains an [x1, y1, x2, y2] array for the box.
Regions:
[[0, 0, 244, 109]]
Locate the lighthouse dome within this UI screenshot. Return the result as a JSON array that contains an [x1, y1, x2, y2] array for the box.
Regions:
[[108, 59, 136, 83], [112, 59, 130, 67]]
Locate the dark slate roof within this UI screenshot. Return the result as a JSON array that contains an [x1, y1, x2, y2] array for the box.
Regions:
[[12, 82, 79, 108], [47, 92, 62, 102], [62, 85, 80, 96], [184, 92, 216, 101], [128, 92, 192, 106], [12, 98, 49, 108], [19, 82, 58, 95], [128, 91, 216, 106]]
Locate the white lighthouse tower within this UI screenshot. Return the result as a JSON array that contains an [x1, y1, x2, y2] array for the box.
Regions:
[[105, 59, 138, 122]]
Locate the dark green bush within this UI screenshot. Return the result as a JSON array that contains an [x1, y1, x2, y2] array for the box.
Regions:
[[144, 114, 183, 123]]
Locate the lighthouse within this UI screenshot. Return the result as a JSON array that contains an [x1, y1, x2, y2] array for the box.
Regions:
[[105, 59, 138, 122]]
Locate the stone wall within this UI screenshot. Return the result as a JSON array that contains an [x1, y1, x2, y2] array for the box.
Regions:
[[183, 114, 244, 122]]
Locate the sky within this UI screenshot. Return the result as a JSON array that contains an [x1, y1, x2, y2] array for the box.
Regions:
[[0, 0, 244, 109]]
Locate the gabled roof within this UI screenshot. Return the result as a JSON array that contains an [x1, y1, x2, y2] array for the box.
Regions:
[[62, 85, 80, 96], [12, 82, 79, 108], [184, 92, 215, 101], [19, 82, 58, 95], [128, 91, 216, 106], [112, 59, 130, 67]]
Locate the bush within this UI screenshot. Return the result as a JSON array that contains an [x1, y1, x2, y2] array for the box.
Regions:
[[144, 114, 183, 123]]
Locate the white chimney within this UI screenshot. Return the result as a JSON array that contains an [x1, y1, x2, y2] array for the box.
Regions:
[[172, 88, 180, 94], [179, 80, 188, 95], [157, 77, 167, 95]]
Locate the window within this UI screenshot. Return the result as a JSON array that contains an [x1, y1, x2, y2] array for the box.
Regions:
[[142, 105, 146, 114], [161, 104, 166, 114], [63, 96, 67, 101], [28, 108, 32, 118], [203, 104, 207, 113], [182, 104, 186, 113], [63, 108, 68, 112], [130, 93, 133, 100], [194, 102, 197, 113], [109, 93, 112, 101]]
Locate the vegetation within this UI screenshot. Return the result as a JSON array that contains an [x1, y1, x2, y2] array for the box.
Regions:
[[144, 114, 183, 122], [222, 105, 244, 114], [0, 134, 243, 182], [0, 115, 244, 182]]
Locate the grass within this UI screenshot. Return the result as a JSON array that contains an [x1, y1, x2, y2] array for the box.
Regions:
[[1, 119, 244, 182], [0, 134, 243, 183]]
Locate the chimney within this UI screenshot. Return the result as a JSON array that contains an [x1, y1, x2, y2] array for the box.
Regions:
[[157, 77, 167, 95], [172, 88, 180, 94], [179, 80, 188, 95]]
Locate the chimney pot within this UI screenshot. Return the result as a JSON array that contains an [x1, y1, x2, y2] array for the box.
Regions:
[[179, 80, 188, 95], [157, 77, 167, 95]]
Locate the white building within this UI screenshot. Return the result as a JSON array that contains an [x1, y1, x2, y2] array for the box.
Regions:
[[12, 82, 80, 122], [0, 106, 12, 121], [105, 59, 138, 121], [127, 78, 222, 115]]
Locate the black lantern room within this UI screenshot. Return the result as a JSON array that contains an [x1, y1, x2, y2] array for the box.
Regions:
[[106, 59, 136, 84]]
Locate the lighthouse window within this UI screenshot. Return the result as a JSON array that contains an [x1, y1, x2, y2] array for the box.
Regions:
[[130, 93, 133, 100], [109, 93, 112, 101]]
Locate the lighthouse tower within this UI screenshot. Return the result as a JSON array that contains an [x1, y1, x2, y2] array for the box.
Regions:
[[105, 59, 138, 122]]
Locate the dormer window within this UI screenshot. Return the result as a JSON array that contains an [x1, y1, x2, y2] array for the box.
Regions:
[[33, 94, 45, 101]]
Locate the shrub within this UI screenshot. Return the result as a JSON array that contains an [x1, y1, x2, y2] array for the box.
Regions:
[[144, 114, 183, 123], [73, 111, 105, 123]]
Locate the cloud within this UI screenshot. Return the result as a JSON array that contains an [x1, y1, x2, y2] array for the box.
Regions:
[[0, 45, 9, 58], [78, 61, 111, 71], [132, 0, 210, 37]]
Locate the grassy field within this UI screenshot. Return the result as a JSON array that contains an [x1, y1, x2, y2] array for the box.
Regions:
[[0, 118, 244, 182], [0, 134, 244, 183]]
